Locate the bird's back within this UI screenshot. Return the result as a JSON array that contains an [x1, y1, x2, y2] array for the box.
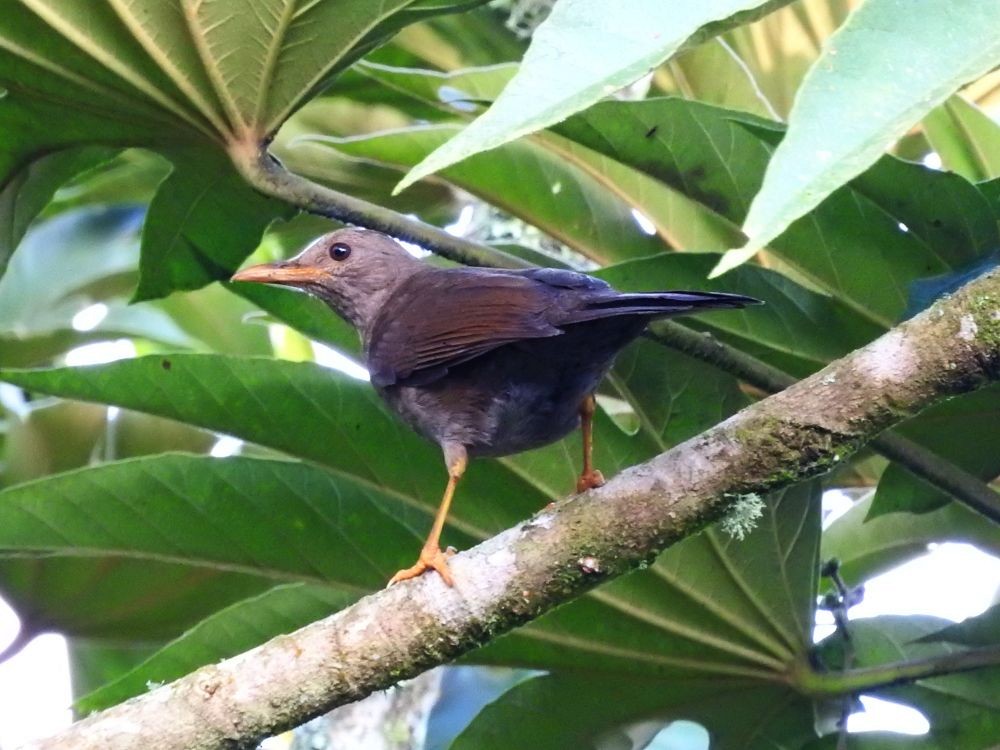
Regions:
[[366, 264, 759, 457]]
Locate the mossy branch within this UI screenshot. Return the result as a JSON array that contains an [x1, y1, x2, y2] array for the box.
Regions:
[[23, 262, 1000, 750]]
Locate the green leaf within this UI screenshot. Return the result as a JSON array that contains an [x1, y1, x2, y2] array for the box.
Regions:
[[133, 149, 297, 301], [1, 1, 472, 144], [918, 603, 1000, 648], [555, 98, 999, 327], [814, 616, 1000, 748], [0, 146, 116, 276], [596, 253, 882, 370], [455, 482, 823, 749], [869, 384, 1000, 518], [0, 0, 482, 286], [655, 38, 777, 119], [722, 0, 1000, 275], [0, 453, 437, 586], [453, 674, 816, 750], [318, 62, 739, 254], [77, 583, 356, 712], [923, 95, 1000, 182], [822, 493, 1000, 586], [298, 125, 667, 264], [0, 557, 269, 642], [395, 0, 787, 191], [183, 0, 414, 136], [0, 355, 553, 535]]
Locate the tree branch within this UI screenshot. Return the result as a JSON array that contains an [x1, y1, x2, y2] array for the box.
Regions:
[[23, 264, 999, 748], [796, 644, 1000, 697], [647, 321, 1000, 523], [229, 141, 530, 270]]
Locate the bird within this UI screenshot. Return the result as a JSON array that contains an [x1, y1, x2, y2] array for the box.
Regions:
[[232, 228, 761, 586]]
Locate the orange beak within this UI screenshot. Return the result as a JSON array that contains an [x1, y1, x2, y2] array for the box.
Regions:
[[230, 262, 327, 286]]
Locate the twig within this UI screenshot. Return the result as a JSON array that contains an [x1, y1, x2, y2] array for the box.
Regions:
[[647, 321, 1000, 524], [229, 142, 530, 270]]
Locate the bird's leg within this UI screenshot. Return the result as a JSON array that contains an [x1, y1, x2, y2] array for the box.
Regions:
[[388, 443, 467, 587], [576, 394, 606, 493]]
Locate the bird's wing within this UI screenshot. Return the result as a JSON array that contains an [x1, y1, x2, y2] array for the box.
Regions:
[[366, 269, 565, 387]]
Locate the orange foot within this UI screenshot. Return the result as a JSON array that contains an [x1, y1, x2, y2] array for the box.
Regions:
[[576, 469, 606, 493], [388, 546, 456, 587]]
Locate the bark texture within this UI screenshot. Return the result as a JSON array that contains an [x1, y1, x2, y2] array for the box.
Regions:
[[22, 269, 1000, 750]]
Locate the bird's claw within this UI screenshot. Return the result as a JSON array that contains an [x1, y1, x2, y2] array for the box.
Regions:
[[388, 545, 456, 587], [576, 469, 606, 493]]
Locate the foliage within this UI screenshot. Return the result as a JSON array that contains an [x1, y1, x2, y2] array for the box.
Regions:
[[0, 1, 998, 748]]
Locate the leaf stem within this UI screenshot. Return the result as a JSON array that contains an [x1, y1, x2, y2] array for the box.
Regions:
[[793, 644, 1000, 697], [229, 141, 530, 270]]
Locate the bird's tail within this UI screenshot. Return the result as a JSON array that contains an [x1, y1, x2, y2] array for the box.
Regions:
[[571, 290, 761, 322]]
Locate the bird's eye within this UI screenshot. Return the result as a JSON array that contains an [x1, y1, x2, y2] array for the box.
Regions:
[[328, 242, 351, 261]]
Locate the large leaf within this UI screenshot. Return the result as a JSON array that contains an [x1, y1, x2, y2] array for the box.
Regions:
[[812, 616, 1000, 749], [822, 494, 1000, 586], [1, 0, 460, 144], [596, 253, 883, 372], [720, 0, 1000, 275], [653, 38, 777, 119], [313, 62, 740, 255], [395, 0, 789, 191], [923, 95, 1000, 182], [0, 454, 433, 586], [0, 355, 553, 534], [555, 98, 999, 327], [0, 0, 479, 287], [133, 149, 296, 301], [453, 482, 823, 749], [299, 125, 666, 264], [77, 583, 356, 713]]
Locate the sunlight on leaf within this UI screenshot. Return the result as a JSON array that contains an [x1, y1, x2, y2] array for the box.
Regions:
[[717, 0, 1000, 276], [395, 0, 785, 192]]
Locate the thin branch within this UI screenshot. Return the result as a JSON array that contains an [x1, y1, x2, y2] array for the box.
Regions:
[[797, 644, 1000, 698], [23, 268, 1000, 750], [229, 142, 530, 270], [0, 624, 35, 665], [646, 321, 1000, 524]]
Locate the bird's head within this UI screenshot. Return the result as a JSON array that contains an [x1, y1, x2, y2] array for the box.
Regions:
[[231, 228, 422, 331]]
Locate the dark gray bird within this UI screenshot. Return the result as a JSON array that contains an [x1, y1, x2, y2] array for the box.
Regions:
[[232, 228, 760, 586]]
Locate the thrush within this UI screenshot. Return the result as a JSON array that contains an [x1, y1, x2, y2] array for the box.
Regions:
[[232, 228, 760, 586]]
